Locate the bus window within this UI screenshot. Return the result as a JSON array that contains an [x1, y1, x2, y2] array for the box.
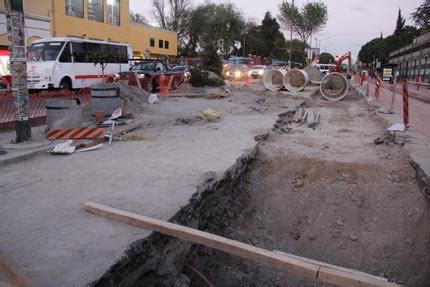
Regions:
[[28, 42, 64, 61], [59, 43, 72, 63], [71, 42, 87, 62]]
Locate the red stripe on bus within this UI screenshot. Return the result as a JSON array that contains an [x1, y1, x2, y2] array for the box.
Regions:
[[75, 75, 111, 80]]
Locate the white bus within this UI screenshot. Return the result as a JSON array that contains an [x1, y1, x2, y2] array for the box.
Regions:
[[27, 37, 133, 90]]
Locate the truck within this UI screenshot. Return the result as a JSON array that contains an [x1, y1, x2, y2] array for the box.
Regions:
[[115, 60, 185, 92]]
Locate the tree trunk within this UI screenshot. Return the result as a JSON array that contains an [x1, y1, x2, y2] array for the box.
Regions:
[[5, 0, 31, 142]]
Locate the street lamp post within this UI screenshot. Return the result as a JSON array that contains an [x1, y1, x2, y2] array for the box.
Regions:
[[288, 0, 294, 67], [5, 0, 31, 142]]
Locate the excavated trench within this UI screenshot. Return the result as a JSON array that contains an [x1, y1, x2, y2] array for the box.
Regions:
[[93, 91, 430, 287]]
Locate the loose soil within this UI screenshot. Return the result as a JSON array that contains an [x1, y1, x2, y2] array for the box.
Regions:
[[187, 89, 430, 287]]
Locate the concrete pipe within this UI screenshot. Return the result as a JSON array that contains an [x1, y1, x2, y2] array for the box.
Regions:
[[263, 69, 286, 91], [320, 72, 349, 101], [283, 69, 309, 92]]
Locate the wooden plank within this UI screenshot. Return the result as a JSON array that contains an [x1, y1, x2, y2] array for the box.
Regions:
[[0, 250, 33, 287], [274, 251, 398, 287], [84, 201, 319, 279], [112, 122, 141, 137], [84, 202, 398, 286]]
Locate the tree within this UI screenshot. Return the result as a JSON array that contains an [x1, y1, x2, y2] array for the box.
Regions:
[[318, 52, 334, 64], [129, 11, 147, 25], [285, 39, 309, 64], [394, 8, 405, 35], [260, 12, 286, 58], [358, 37, 383, 64], [411, 0, 430, 31], [152, 0, 191, 41], [184, 3, 244, 58], [278, 1, 328, 61], [90, 48, 118, 81]]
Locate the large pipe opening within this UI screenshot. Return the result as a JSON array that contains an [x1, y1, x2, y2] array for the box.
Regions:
[[319, 72, 349, 101], [283, 69, 309, 92], [263, 69, 286, 91]]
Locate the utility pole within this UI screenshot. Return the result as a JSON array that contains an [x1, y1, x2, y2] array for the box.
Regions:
[[5, 0, 31, 142], [288, 0, 294, 67]]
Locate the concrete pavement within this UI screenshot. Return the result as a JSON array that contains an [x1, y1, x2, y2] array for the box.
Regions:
[[0, 88, 314, 287]]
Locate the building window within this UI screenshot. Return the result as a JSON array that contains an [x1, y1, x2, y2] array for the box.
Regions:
[[107, 0, 120, 26], [165, 40, 169, 49], [66, 0, 84, 18], [159, 39, 163, 48], [88, 0, 103, 22], [150, 38, 155, 47]]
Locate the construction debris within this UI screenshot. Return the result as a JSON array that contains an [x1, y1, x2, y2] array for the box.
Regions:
[[202, 108, 222, 121], [306, 110, 320, 128], [120, 134, 146, 141], [49, 140, 76, 155], [374, 131, 407, 146]]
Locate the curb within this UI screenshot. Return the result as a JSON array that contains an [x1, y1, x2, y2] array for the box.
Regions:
[[0, 147, 50, 167]]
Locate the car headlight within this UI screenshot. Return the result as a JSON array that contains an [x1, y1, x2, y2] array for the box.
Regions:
[[248, 70, 252, 76], [226, 71, 230, 76], [138, 74, 145, 79], [234, 71, 241, 78], [114, 73, 120, 79], [258, 70, 264, 75]]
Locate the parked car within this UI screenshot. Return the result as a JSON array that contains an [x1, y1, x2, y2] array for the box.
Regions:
[[170, 65, 191, 82], [249, 65, 268, 78], [116, 60, 184, 92], [224, 64, 249, 81]]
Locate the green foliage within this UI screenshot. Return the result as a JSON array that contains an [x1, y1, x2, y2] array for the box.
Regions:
[[278, 1, 328, 61], [411, 0, 430, 31], [189, 65, 224, 87], [285, 39, 308, 64], [319, 52, 335, 64], [184, 3, 245, 57], [129, 10, 147, 25], [394, 9, 405, 35], [358, 26, 420, 65], [201, 46, 223, 77], [90, 48, 118, 77]]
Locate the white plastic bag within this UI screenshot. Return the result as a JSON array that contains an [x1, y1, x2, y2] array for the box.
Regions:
[[148, 94, 159, 104]]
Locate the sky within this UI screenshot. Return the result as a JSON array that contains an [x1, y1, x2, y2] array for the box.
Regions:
[[130, 0, 422, 59]]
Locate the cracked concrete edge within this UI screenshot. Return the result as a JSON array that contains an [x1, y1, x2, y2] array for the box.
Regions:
[[89, 145, 258, 287], [0, 146, 51, 168]]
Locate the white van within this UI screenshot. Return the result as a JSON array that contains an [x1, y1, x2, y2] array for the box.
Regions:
[[314, 64, 336, 74]]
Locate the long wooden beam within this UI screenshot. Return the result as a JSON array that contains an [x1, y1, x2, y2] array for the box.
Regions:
[[0, 250, 33, 287], [84, 201, 398, 287]]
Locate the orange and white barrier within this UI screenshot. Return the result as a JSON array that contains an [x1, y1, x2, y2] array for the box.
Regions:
[[374, 74, 381, 100], [402, 80, 409, 127]]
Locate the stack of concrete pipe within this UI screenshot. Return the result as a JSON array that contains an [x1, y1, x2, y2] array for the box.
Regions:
[[263, 68, 350, 101], [263, 69, 309, 92]]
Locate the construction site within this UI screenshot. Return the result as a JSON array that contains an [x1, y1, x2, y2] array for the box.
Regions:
[[1, 54, 430, 287], [1, 0, 430, 286]]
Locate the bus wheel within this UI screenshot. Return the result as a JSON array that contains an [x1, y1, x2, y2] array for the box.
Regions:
[[59, 77, 72, 91]]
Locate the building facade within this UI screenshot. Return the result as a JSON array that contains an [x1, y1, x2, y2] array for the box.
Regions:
[[389, 32, 430, 83], [0, 0, 177, 74]]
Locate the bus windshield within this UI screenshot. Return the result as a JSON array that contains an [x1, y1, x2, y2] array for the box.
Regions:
[[28, 42, 65, 62]]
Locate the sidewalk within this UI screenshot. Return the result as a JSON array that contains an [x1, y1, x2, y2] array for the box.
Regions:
[[368, 82, 430, 138], [362, 82, 430, 199], [0, 126, 53, 167]]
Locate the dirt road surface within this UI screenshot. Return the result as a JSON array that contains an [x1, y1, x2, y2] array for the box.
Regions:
[[189, 89, 430, 287]]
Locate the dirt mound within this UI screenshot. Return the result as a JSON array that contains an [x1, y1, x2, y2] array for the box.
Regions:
[[303, 65, 323, 82], [117, 80, 150, 112]]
